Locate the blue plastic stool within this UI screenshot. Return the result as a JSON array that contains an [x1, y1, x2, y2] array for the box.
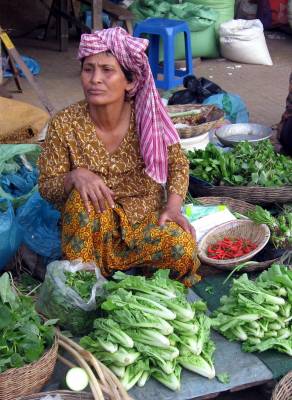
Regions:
[[133, 18, 193, 90]]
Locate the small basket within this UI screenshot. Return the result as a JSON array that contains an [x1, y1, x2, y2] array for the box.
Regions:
[[271, 371, 292, 400], [0, 338, 58, 400], [198, 220, 271, 269], [17, 390, 93, 400], [189, 176, 292, 205], [196, 197, 279, 272], [167, 104, 224, 139]]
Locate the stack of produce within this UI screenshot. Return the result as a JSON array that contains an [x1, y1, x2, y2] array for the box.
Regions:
[[247, 205, 292, 249], [187, 140, 292, 187], [80, 270, 216, 391], [211, 264, 292, 356], [0, 272, 56, 373]]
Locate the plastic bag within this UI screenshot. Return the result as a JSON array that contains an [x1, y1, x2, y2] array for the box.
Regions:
[[0, 199, 23, 270], [130, 1, 219, 59], [168, 75, 225, 105], [37, 260, 107, 335], [16, 192, 61, 262], [219, 19, 273, 66], [0, 144, 42, 209], [3, 55, 40, 78], [203, 93, 249, 123]]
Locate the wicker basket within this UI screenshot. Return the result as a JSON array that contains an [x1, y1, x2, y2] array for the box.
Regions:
[[196, 196, 256, 214], [198, 220, 271, 269], [167, 104, 224, 139], [196, 196, 280, 272], [0, 338, 58, 400], [189, 176, 292, 205], [17, 390, 93, 400], [271, 371, 292, 400]]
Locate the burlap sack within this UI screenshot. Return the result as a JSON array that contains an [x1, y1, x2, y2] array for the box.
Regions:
[[0, 97, 49, 144]]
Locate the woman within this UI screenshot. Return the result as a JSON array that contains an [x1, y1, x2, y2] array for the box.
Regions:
[[278, 72, 292, 155], [38, 27, 200, 286]]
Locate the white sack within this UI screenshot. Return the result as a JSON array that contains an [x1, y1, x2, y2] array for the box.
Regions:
[[219, 19, 273, 66]]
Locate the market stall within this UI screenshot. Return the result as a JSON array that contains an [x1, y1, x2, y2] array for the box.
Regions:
[[0, 103, 292, 400]]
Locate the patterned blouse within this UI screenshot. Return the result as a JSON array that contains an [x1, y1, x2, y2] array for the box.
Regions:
[[38, 100, 189, 224]]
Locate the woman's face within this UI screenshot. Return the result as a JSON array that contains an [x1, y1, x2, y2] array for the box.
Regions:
[[81, 52, 133, 106]]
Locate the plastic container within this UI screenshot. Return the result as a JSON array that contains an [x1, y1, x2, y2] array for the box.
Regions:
[[180, 131, 210, 151]]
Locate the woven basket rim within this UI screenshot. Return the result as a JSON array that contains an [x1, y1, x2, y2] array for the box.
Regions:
[[196, 196, 256, 213], [16, 390, 94, 400], [0, 337, 58, 400], [167, 104, 225, 139], [189, 178, 292, 204], [198, 220, 271, 267], [272, 371, 292, 400]]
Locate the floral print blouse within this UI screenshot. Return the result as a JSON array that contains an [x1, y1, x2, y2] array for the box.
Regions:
[[38, 100, 189, 224]]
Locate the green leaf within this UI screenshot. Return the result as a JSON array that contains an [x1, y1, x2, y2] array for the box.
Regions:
[[44, 318, 59, 326], [0, 305, 13, 329], [10, 353, 24, 369], [0, 273, 17, 307], [217, 372, 230, 384]]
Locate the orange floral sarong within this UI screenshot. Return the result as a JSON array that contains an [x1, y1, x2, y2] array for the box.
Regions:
[[62, 190, 200, 287]]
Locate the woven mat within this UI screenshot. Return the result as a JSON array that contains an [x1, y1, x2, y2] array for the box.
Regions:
[[193, 274, 292, 379]]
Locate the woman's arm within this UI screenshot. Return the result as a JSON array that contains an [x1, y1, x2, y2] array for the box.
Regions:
[[158, 144, 195, 238], [166, 143, 189, 201], [38, 118, 70, 207]]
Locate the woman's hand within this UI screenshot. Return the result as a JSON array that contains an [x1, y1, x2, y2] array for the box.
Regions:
[[64, 167, 115, 214], [158, 207, 196, 240]]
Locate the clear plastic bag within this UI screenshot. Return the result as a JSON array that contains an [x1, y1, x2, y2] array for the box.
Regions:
[[37, 260, 107, 335]]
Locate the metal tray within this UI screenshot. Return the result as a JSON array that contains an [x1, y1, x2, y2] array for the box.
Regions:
[[215, 123, 272, 147]]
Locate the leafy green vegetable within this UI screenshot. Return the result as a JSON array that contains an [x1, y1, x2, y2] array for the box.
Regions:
[[0, 273, 55, 373], [65, 270, 97, 300], [101, 288, 176, 320], [187, 141, 292, 187], [211, 265, 292, 356], [247, 206, 292, 249], [151, 364, 182, 391], [217, 372, 230, 384], [125, 328, 170, 348], [80, 269, 216, 391], [93, 318, 134, 348], [110, 309, 173, 335], [37, 262, 100, 335], [121, 360, 148, 390], [178, 352, 216, 379]]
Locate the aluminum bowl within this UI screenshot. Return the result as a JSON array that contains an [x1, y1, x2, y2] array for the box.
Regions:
[[215, 123, 272, 147]]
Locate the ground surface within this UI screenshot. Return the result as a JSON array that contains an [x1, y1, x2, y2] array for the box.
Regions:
[[2, 28, 292, 400]]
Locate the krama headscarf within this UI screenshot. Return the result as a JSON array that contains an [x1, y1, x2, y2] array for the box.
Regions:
[[78, 27, 180, 184]]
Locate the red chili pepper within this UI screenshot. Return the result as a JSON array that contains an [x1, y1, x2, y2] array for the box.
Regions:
[[207, 236, 257, 260]]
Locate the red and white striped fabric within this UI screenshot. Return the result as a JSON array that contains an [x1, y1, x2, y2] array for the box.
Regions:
[[78, 27, 180, 184]]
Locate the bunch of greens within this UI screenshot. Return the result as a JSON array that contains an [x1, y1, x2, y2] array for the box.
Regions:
[[80, 270, 216, 392], [187, 140, 292, 187], [0, 273, 56, 373], [37, 261, 101, 336], [247, 205, 292, 249], [211, 264, 292, 356], [64, 270, 98, 300]]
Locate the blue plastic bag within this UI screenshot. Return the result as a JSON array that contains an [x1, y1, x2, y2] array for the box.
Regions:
[[203, 93, 249, 123], [3, 55, 41, 78], [0, 200, 23, 270], [0, 144, 41, 209], [17, 192, 61, 262]]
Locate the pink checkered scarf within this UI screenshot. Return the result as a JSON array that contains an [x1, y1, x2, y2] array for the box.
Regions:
[[78, 27, 180, 184]]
